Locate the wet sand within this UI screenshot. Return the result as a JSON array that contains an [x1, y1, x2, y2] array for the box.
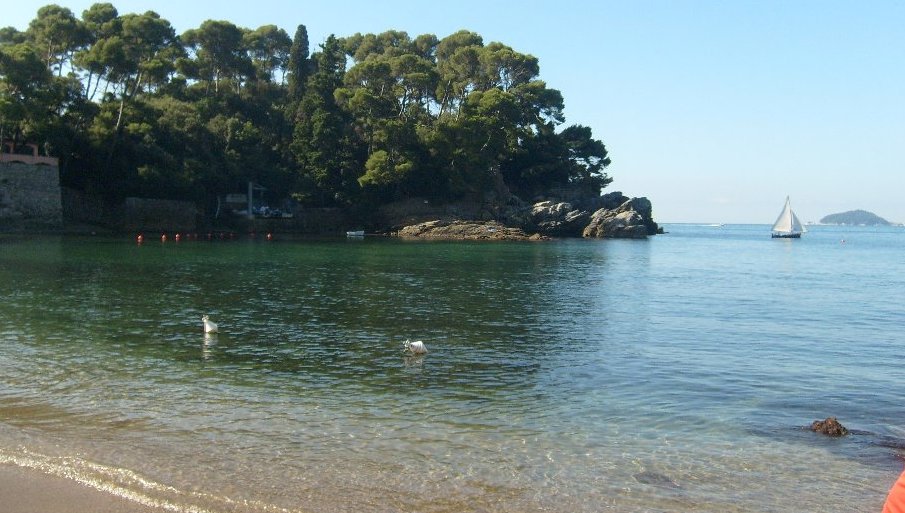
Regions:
[[0, 464, 165, 513]]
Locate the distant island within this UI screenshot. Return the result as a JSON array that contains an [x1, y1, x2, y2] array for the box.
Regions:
[[819, 210, 890, 226]]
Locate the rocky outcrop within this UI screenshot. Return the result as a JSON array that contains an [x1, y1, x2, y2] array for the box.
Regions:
[[390, 191, 659, 241], [582, 196, 658, 239], [530, 201, 591, 237], [583, 207, 647, 239], [811, 417, 849, 437], [523, 192, 658, 239], [397, 220, 544, 241]]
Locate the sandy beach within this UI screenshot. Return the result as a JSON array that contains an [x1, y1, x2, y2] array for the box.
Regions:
[[0, 464, 164, 513]]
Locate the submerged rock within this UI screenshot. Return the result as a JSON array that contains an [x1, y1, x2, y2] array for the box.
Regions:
[[811, 417, 849, 437], [633, 471, 680, 489]]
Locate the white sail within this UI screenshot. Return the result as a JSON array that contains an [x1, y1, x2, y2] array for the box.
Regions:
[[771, 197, 805, 235], [790, 209, 806, 233]]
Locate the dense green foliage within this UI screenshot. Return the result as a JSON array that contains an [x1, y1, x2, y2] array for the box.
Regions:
[[1, 4, 613, 216]]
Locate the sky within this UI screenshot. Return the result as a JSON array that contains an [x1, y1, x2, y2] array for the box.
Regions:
[[6, 0, 904, 223]]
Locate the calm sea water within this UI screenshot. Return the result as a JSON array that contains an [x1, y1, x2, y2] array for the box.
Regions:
[[1, 224, 904, 512]]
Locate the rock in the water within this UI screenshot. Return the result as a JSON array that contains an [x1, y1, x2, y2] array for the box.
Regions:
[[811, 417, 849, 437], [633, 471, 680, 489], [383, 192, 659, 240], [582, 202, 649, 239], [397, 220, 543, 241], [580, 196, 660, 239]]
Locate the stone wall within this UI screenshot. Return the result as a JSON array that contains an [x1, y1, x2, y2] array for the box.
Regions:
[[0, 161, 62, 230], [288, 208, 349, 234], [62, 189, 198, 232], [122, 197, 198, 232], [63, 188, 348, 234], [61, 187, 117, 227]]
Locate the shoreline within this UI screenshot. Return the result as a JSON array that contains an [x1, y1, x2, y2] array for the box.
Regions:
[[0, 464, 165, 513]]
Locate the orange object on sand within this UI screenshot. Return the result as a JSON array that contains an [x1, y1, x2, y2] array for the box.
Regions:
[[884, 470, 905, 513]]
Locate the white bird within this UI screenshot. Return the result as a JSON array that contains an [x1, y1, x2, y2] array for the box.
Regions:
[[202, 315, 218, 333], [403, 339, 427, 355]]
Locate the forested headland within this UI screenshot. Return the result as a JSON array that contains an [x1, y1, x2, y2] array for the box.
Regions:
[[1, 4, 616, 229], [819, 210, 891, 226]]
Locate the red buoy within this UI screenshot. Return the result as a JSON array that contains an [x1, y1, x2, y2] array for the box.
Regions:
[[161, 234, 167, 242], [266, 233, 273, 241], [137, 234, 144, 244]]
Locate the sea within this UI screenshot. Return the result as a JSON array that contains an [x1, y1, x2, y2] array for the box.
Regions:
[[1, 223, 903, 513]]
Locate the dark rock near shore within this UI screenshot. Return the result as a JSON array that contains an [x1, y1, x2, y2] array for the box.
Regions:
[[397, 220, 545, 241], [811, 417, 849, 437]]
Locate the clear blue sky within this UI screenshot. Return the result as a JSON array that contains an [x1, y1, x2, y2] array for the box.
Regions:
[[7, 0, 904, 223]]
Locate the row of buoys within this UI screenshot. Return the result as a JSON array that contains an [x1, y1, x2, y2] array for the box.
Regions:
[[137, 232, 274, 244]]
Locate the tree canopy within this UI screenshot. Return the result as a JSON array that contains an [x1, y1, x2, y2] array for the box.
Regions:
[[1, 4, 614, 219]]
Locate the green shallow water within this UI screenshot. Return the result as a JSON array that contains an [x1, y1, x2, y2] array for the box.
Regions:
[[1, 227, 903, 512]]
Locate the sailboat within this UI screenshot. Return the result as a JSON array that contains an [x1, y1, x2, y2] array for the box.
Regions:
[[771, 196, 806, 238]]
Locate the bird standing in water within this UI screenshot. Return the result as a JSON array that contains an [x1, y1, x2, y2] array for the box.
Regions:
[[403, 339, 427, 355], [202, 315, 218, 333]]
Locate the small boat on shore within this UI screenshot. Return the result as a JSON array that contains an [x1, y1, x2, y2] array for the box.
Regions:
[[771, 196, 806, 238]]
